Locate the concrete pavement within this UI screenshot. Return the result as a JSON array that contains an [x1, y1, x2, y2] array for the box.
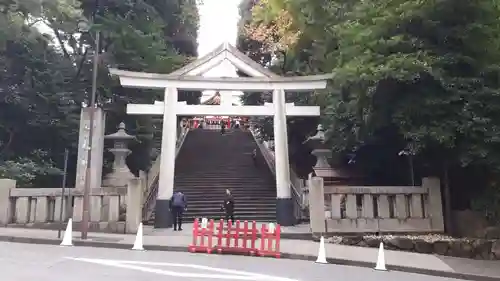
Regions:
[[0, 242, 465, 281], [0, 227, 498, 281]]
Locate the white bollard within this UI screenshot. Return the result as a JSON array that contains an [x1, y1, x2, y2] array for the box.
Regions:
[[374, 242, 387, 271], [60, 218, 73, 246], [315, 236, 327, 264], [131, 222, 144, 251]]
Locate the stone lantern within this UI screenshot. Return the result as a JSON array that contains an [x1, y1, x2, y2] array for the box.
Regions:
[[304, 124, 354, 180], [304, 124, 334, 177], [103, 122, 136, 187]]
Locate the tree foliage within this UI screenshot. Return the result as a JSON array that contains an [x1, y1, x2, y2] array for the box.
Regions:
[[0, 0, 199, 186], [239, 0, 500, 217]]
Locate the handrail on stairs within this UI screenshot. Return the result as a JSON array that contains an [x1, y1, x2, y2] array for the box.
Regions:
[[249, 128, 306, 223], [142, 126, 190, 221]]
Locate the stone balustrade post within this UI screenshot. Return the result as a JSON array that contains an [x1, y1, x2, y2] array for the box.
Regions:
[[126, 177, 143, 233], [0, 179, 15, 225], [309, 176, 326, 234], [424, 177, 445, 232]]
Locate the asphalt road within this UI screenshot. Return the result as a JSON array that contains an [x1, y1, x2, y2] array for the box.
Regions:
[[0, 242, 464, 281]]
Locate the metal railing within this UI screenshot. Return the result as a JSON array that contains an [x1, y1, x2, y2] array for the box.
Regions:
[[142, 127, 190, 221], [249, 128, 306, 223]]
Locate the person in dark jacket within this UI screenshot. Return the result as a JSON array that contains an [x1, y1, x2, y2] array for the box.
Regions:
[[222, 189, 235, 223], [170, 191, 187, 231], [251, 148, 257, 166], [220, 121, 226, 135]]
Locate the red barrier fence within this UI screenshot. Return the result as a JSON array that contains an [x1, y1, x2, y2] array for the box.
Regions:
[[188, 219, 281, 258]]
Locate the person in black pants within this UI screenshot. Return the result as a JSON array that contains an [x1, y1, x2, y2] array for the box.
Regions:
[[222, 189, 235, 223], [170, 191, 187, 231], [220, 121, 226, 135], [251, 148, 257, 167]]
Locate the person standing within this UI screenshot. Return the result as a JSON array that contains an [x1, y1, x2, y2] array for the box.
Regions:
[[251, 148, 257, 166], [170, 191, 187, 231], [222, 189, 235, 223], [220, 120, 226, 135]]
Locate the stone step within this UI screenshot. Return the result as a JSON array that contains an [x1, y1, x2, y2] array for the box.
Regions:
[[175, 175, 270, 178], [174, 178, 271, 182], [175, 174, 268, 178], [148, 211, 277, 218], [177, 189, 274, 193], [175, 185, 275, 189], [175, 165, 259, 169], [176, 184, 274, 187], [186, 201, 275, 206], [177, 187, 274, 191], [144, 216, 276, 225], [184, 207, 276, 214], [182, 195, 275, 200], [176, 190, 275, 195], [177, 187, 274, 190], [145, 129, 276, 223], [175, 178, 272, 182]]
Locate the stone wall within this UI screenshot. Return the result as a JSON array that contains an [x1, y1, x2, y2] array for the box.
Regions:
[[308, 177, 445, 234], [0, 178, 144, 234], [323, 233, 500, 260]]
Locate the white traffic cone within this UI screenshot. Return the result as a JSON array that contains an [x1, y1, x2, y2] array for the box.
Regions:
[[374, 242, 387, 271], [131, 222, 144, 251], [60, 218, 73, 246], [315, 236, 328, 264]]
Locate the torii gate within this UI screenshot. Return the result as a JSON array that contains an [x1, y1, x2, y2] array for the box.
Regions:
[[109, 43, 332, 227]]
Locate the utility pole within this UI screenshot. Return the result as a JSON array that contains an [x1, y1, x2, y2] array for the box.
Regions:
[[81, 0, 100, 240]]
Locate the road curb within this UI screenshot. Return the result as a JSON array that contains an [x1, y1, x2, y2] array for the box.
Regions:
[[0, 235, 496, 281]]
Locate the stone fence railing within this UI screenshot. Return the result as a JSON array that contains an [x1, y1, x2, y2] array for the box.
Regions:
[[249, 129, 307, 222], [141, 126, 190, 221], [0, 178, 143, 234], [145, 127, 190, 194], [308, 177, 445, 234]]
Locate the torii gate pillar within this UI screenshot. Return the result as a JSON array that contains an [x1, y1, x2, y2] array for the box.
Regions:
[[155, 88, 178, 228], [273, 89, 294, 225]]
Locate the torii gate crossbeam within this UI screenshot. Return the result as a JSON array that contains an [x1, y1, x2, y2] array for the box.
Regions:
[[127, 103, 321, 117]]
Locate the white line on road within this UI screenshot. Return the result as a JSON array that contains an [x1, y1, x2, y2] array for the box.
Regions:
[[66, 257, 299, 281]]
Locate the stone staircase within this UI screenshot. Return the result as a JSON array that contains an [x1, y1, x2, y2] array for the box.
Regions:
[[147, 128, 277, 224]]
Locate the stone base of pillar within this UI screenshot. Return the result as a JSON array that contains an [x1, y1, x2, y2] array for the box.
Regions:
[[276, 198, 295, 226], [154, 199, 173, 228]]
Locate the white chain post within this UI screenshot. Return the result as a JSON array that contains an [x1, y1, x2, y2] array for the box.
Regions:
[[201, 217, 208, 229], [268, 223, 276, 233]]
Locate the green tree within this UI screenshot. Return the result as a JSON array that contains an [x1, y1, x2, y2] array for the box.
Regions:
[[0, 0, 200, 186], [239, 0, 500, 222]]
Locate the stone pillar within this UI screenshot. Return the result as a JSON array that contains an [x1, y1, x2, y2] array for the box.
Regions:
[[126, 177, 143, 233], [155, 87, 178, 228], [73, 197, 84, 222], [75, 107, 106, 190], [34, 197, 48, 223], [0, 179, 15, 225], [272, 89, 294, 226], [308, 177, 326, 233], [424, 177, 445, 232], [15, 197, 29, 223]]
